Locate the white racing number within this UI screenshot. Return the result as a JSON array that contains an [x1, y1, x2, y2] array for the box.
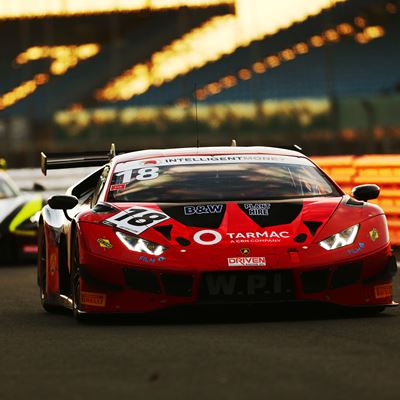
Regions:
[[136, 167, 159, 181], [105, 206, 169, 235], [114, 170, 133, 184], [113, 167, 159, 185]]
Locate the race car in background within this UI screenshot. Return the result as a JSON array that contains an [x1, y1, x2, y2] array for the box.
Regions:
[[0, 160, 43, 263], [37, 146, 397, 319]]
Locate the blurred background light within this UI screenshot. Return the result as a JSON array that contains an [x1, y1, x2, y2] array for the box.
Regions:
[[96, 0, 346, 102], [0, 0, 234, 19]]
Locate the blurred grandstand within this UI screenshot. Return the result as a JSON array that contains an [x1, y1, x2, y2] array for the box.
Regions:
[[0, 0, 399, 167]]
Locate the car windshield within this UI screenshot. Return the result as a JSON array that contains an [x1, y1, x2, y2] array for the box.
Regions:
[[107, 155, 340, 203], [0, 174, 19, 199]]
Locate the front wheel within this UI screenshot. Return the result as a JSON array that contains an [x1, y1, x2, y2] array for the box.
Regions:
[[38, 225, 62, 313], [70, 233, 87, 322]]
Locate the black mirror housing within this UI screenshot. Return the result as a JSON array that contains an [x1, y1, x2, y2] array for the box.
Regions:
[[351, 184, 380, 202], [48, 195, 79, 210], [32, 182, 46, 192]]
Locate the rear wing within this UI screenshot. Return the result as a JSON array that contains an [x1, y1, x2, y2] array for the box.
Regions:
[[40, 144, 116, 176]]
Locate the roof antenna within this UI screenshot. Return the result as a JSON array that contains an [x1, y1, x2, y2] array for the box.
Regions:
[[194, 84, 199, 148], [231, 139, 237, 147], [109, 143, 116, 159]]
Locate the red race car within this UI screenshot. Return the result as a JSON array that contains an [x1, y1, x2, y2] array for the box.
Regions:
[[37, 146, 397, 320]]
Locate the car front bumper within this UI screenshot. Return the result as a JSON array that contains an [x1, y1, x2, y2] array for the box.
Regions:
[[77, 246, 397, 314]]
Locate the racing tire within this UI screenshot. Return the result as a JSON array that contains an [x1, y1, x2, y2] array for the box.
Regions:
[[70, 233, 88, 322], [38, 225, 62, 313]]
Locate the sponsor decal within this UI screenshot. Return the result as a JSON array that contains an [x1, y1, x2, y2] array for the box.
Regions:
[[227, 231, 290, 243], [347, 242, 365, 255], [159, 155, 305, 166], [104, 206, 169, 235], [110, 183, 126, 191], [81, 291, 106, 307], [184, 204, 223, 215], [374, 283, 392, 299], [141, 160, 158, 165], [193, 229, 222, 245], [369, 228, 379, 242], [243, 203, 271, 216], [114, 154, 311, 173], [139, 255, 166, 263], [239, 202, 303, 228], [228, 257, 266, 267], [240, 248, 250, 256], [204, 272, 286, 296], [97, 238, 112, 249], [206, 275, 237, 295], [160, 204, 225, 229], [50, 253, 57, 276]]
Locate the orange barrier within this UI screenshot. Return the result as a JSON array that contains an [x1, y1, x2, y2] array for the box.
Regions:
[[312, 155, 400, 245], [312, 155, 356, 195]]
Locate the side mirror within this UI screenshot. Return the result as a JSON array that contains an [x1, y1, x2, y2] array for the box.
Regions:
[[351, 184, 380, 202], [48, 195, 78, 210]]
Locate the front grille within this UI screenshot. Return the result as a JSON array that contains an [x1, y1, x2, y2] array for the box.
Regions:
[[301, 269, 330, 294], [331, 262, 362, 289], [300, 262, 363, 294], [124, 268, 161, 294], [160, 273, 194, 297], [363, 255, 397, 284], [199, 270, 295, 303]]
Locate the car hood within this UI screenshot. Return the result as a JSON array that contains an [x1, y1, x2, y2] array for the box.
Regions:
[[78, 196, 387, 269], [89, 197, 345, 248]]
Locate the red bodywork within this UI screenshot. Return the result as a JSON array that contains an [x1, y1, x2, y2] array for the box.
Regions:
[[40, 147, 397, 314]]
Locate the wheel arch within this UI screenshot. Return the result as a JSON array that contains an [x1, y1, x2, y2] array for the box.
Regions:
[[41, 205, 67, 297], [67, 219, 78, 274]]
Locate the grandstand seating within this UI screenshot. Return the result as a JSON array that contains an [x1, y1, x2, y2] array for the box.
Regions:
[[0, 5, 232, 118], [123, 0, 400, 107], [0, 0, 398, 117]]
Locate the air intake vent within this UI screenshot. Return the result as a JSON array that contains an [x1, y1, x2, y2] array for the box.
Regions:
[[160, 273, 194, 297], [301, 269, 330, 294], [124, 268, 161, 293], [331, 262, 362, 289]]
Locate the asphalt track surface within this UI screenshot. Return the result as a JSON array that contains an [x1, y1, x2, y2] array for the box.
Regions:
[[1, 265, 400, 400]]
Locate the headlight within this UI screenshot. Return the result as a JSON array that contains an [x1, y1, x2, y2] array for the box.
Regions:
[[116, 231, 167, 255], [319, 224, 359, 250]]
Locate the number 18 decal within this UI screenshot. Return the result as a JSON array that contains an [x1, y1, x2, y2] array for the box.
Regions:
[[114, 167, 159, 184], [136, 167, 159, 181], [104, 206, 169, 234]]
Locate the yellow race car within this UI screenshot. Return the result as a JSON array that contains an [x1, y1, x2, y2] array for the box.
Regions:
[[0, 160, 43, 263]]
